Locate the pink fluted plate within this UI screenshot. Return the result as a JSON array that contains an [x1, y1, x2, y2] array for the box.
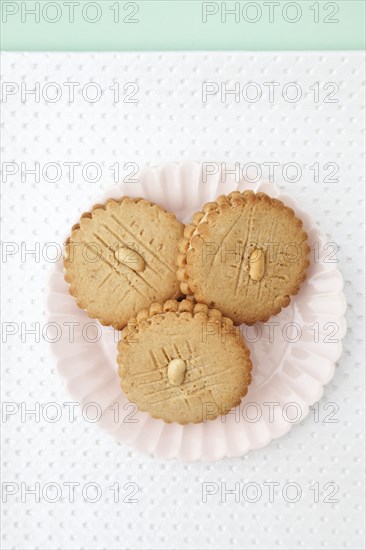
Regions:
[[48, 162, 347, 462]]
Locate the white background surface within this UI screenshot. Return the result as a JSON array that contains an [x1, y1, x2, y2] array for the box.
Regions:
[[1, 52, 365, 550]]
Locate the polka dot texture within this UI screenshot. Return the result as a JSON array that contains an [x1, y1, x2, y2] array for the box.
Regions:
[[1, 52, 364, 550]]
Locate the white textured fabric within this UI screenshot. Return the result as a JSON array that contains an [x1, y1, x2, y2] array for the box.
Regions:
[[1, 52, 365, 550]]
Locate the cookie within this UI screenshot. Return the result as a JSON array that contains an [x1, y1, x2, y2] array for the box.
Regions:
[[64, 197, 184, 329], [117, 299, 252, 424], [177, 191, 310, 325]]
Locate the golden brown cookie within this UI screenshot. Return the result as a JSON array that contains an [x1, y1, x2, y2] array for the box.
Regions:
[[177, 191, 309, 325], [64, 197, 184, 329], [117, 299, 252, 424]]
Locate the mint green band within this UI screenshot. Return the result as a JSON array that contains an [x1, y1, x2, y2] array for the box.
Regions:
[[1, 1, 365, 51]]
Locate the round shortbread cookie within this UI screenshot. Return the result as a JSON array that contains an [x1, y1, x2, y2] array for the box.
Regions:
[[64, 197, 184, 329], [117, 299, 252, 424], [177, 191, 310, 325]]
